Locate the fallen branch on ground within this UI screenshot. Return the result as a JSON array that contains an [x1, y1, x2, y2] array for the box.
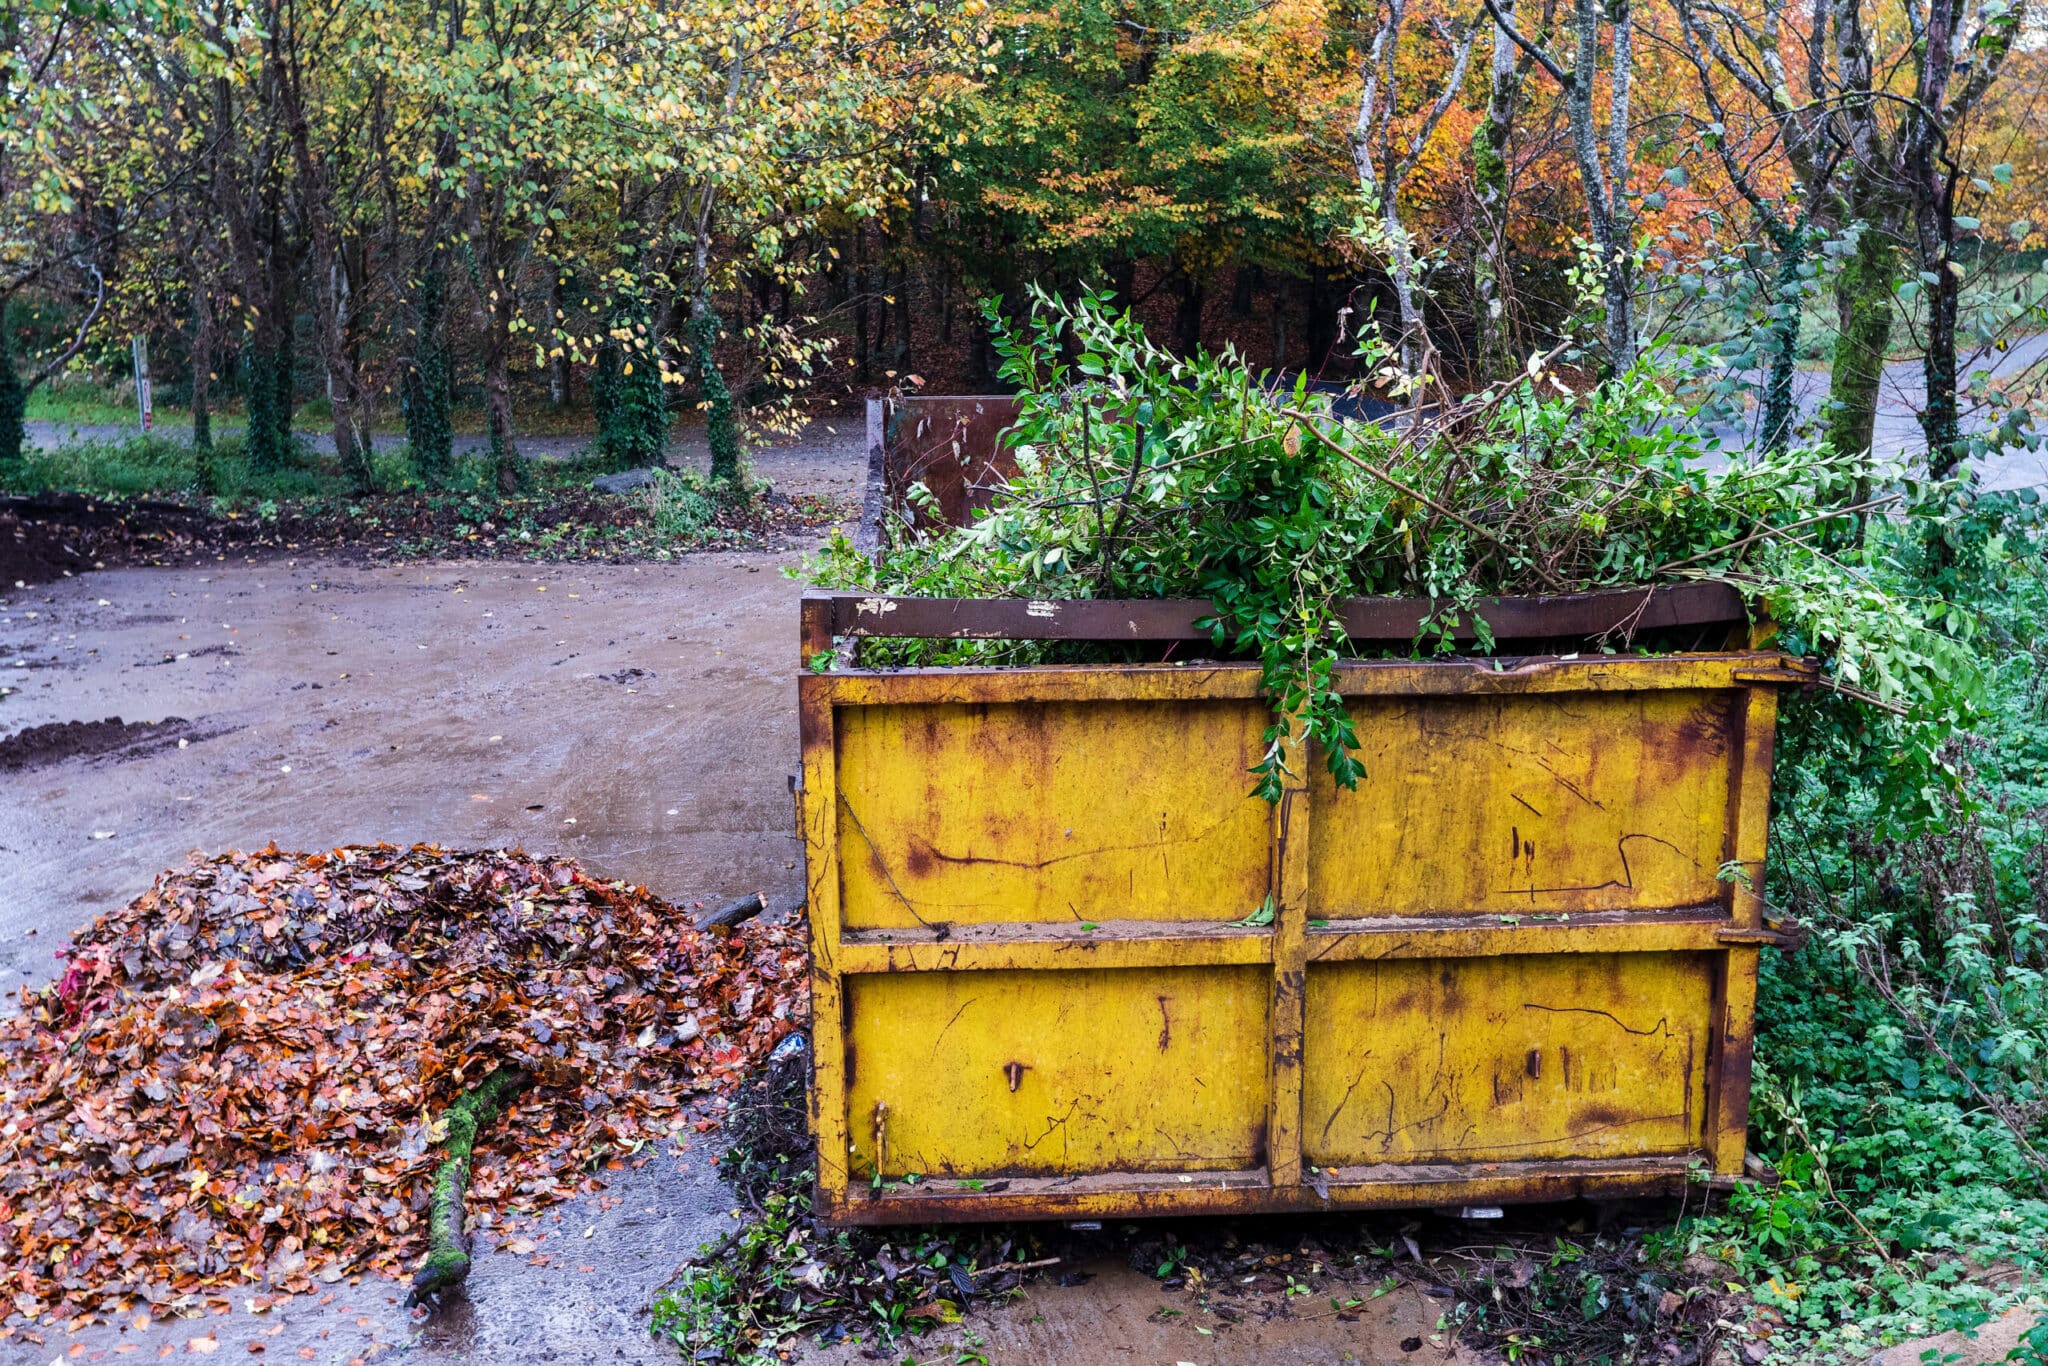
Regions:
[[407, 1068, 532, 1309]]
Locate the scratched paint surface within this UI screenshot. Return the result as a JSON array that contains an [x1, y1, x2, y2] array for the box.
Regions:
[[845, 966, 1270, 1178], [1310, 691, 1736, 915], [1302, 953, 1714, 1165], [834, 699, 1272, 928]]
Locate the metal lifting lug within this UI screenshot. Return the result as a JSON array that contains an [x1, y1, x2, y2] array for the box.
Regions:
[[1715, 915, 1810, 951]]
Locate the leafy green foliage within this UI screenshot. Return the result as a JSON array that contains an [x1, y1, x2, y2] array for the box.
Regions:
[[1673, 496, 2048, 1360], [644, 467, 717, 538], [807, 289, 1965, 800]]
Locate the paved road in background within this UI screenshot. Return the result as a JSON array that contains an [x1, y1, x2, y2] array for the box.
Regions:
[[28, 336, 2048, 492], [1696, 332, 2048, 491]]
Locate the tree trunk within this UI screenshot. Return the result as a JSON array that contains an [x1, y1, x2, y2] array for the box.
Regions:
[[406, 262, 454, 485], [1911, 154, 1964, 478], [245, 335, 289, 473], [1471, 0, 1521, 380], [1231, 265, 1258, 317], [272, 294, 297, 455], [1823, 223, 1896, 461], [1173, 268, 1204, 356], [315, 244, 374, 495], [890, 261, 913, 375], [1560, 0, 1632, 372], [190, 286, 215, 459], [486, 332, 519, 495], [852, 231, 871, 383], [1270, 279, 1289, 371], [1920, 258, 1962, 478], [693, 308, 742, 484], [1382, 196, 1427, 375], [547, 270, 570, 409], [0, 327, 24, 476], [1758, 225, 1805, 455], [1108, 259, 1137, 314]]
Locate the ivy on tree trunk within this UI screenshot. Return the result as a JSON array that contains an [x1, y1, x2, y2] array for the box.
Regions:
[[591, 298, 666, 471], [692, 307, 741, 484], [405, 264, 453, 486], [1824, 224, 1897, 463]]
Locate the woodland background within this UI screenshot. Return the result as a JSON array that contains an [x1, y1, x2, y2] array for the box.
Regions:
[[2, 0, 2045, 491]]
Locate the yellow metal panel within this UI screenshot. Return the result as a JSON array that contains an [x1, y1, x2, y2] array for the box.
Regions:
[[835, 700, 1272, 928], [1303, 953, 1713, 1166], [845, 966, 1270, 1178], [1310, 691, 1735, 915]]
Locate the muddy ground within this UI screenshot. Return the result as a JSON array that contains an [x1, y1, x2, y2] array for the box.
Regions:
[[0, 428, 1495, 1366]]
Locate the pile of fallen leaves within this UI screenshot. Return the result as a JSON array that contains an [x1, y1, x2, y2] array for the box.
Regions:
[[0, 843, 807, 1325]]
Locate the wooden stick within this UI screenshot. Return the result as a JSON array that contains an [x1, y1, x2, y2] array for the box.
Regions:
[[1653, 495, 1900, 573], [971, 1255, 1062, 1278]]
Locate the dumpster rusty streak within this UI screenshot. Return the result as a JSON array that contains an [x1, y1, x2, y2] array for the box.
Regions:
[[801, 398, 1811, 1223]]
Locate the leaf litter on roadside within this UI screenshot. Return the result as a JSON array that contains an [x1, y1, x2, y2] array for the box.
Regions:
[[0, 843, 806, 1328]]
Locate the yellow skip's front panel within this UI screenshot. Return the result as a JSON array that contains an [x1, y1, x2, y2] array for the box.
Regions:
[[1302, 953, 1714, 1166], [1310, 691, 1737, 915], [835, 699, 1273, 929], [800, 652, 1788, 1222], [844, 966, 1271, 1179]]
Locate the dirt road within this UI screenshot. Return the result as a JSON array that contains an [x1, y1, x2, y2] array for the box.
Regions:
[[0, 555, 811, 989]]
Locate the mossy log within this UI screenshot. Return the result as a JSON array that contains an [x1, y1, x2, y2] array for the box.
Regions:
[[406, 1067, 530, 1309]]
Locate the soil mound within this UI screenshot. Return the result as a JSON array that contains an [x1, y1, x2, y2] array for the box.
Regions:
[[0, 716, 193, 772]]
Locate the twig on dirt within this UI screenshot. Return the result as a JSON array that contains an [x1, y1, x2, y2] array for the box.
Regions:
[[971, 1255, 1061, 1278], [646, 1226, 749, 1306]]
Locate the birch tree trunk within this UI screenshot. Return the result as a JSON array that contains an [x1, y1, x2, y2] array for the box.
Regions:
[[1471, 0, 1524, 380], [1482, 0, 1633, 372], [1351, 1, 1476, 378]]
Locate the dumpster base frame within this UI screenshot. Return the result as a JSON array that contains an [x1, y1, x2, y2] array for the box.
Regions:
[[826, 1156, 1719, 1226]]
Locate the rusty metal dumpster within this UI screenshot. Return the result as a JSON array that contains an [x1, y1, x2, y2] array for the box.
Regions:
[[800, 399, 1809, 1226]]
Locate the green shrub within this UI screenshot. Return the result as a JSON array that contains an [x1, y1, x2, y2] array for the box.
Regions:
[[1679, 494, 2048, 1360], [645, 466, 715, 538]]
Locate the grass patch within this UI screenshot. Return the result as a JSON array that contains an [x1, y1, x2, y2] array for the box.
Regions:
[[22, 380, 622, 440]]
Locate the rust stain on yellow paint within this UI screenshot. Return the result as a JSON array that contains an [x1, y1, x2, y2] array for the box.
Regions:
[[835, 699, 1271, 928], [1302, 952, 1714, 1166], [1311, 692, 1735, 915]]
